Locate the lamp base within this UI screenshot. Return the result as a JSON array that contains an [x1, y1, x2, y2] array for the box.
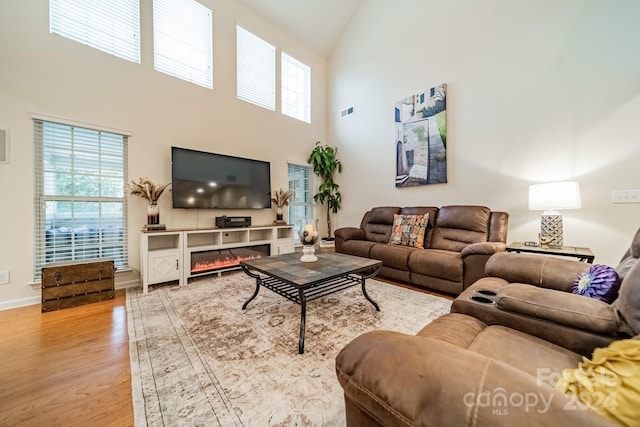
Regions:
[[540, 212, 563, 247]]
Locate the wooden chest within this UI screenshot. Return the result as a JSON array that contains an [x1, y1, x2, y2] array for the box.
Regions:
[[41, 259, 116, 312]]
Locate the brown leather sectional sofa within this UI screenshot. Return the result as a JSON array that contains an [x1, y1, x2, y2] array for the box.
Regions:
[[335, 228, 640, 426], [334, 205, 509, 295]]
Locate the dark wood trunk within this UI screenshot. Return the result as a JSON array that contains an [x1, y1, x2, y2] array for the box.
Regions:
[[41, 259, 115, 312]]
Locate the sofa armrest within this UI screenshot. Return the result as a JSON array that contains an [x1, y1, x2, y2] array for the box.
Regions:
[[486, 252, 590, 292], [334, 227, 366, 253], [460, 241, 507, 257], [496, 284, 619, 335], [460, 243, 507, 289], [334, 227, 364, 241], [336, 330, 615, 427]]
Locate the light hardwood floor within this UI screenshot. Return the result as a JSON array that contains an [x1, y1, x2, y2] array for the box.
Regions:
[[0, 290, 134, 427], [0, 277, 451, 427]]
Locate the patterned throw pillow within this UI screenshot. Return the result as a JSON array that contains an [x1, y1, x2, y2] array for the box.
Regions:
[[388, 214, 429, 248], [572, 264, 621, 303]]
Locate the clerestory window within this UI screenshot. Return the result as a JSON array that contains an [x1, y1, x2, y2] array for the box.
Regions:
[[49, 0, 140, 63], [153, 0, 213, 89]]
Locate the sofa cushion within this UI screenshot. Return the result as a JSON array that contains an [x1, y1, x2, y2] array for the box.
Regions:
[[614, 258, 640, 336], [468, 325, 582, 378], [496, 284, 619, 335], [370, 243, 416, 271], [430, 205, 491, 251], [408, 249, 463, 282], [416, 312, 487, 348], [363, 207, 400, 243], [486, 252, 589, 292], [388, 213, 429, 248]]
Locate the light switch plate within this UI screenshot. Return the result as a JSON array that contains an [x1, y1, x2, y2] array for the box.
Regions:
[[0, 270, 9, 285], [612, 190, 640, 204]]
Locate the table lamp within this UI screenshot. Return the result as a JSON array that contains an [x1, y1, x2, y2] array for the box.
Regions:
[[528, 181, 582, 247]]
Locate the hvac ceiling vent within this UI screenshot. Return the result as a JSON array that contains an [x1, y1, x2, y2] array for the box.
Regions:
[[340, 105, 354, 118]]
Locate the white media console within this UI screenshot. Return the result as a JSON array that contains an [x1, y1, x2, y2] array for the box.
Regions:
[[140, 224, 295, 293]]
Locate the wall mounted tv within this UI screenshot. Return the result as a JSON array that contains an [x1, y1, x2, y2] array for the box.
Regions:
[[171, 146, 272, 209]]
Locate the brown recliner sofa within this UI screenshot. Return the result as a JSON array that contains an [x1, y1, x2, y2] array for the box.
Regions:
[[334, 205, 509, 295], [335, 231, 640, 426], [335, 313, 633, 427], [451, 227, 640, 356]]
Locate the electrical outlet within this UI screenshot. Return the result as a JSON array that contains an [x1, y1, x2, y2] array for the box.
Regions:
[[0, 270, 9, 285], [612, 190, 640, 204]]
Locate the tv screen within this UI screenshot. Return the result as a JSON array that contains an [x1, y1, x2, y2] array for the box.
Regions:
[[171, 147, 271, 209]]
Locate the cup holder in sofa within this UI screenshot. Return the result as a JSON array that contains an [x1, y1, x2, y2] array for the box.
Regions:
[[469, 295, 495, 304], [476, 289, 497, 297]]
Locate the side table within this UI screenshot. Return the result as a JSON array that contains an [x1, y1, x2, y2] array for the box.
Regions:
[[506, 242, 594, 263]]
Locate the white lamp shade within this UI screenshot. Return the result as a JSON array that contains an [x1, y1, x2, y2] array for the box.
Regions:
[[529, 181, 582, 211]]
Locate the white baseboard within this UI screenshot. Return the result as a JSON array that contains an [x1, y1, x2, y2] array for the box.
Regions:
[[0, 279, 141, 311], [116, 279, 141, 290], [0, 296, 41, 311]]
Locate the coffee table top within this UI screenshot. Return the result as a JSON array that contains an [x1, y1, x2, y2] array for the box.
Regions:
[[240, 252, 382, 287]]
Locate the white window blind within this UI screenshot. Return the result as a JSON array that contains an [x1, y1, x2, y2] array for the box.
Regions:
[[33, 119, 129, 281], [287, 163, 313, 242], [49, 0, 140, 63], [281, 52, 311, 123], [237, 26, 276, 110], [153, 0, 213, 89]]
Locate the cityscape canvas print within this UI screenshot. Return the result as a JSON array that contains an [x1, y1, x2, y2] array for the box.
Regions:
[[394, 83, 447, 187]]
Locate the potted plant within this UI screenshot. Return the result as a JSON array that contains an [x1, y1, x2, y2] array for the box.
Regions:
[[307, 141, 342, 241]]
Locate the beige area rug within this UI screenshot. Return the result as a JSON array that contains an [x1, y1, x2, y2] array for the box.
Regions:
[[126, 271, 452, 426]]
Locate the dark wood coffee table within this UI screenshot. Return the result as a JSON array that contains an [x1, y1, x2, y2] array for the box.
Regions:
[[240, 252, 382, 354]]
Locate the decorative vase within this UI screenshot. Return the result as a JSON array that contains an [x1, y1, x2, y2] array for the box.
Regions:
[[276, 206, 284, 221], [299, 219, 319, 262], [147, 203, 160, 225]]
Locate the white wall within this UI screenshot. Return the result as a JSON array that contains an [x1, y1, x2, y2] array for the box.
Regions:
[[0, 0, 327, 307], [329, 0, 640, 267]]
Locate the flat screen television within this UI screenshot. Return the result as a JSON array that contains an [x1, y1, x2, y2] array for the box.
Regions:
[[171, 146, 271, 209]]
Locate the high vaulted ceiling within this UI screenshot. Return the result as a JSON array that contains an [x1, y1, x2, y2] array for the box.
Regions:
[[237, 0, 362, 57]]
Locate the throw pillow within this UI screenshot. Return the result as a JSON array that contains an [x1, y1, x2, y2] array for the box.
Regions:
[[572, 264, 621, 303], [556, 339, 640, 427], [388, 214, 429, 248]]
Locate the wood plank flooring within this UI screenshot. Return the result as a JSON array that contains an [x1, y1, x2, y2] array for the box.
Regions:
[[0, 290, 133, 427], [0, 276, 452, 427]]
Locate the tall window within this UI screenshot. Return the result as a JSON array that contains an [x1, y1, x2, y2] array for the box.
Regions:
[[33, 119, 128, 281], [49, 0, 140, 63], [236, 26, 276, 110], [153, 0, 213, 89], [287, 163, 313, 242], [281, 52, 311, 123]]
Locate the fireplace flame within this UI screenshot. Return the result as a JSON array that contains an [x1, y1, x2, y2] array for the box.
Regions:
[[190, 247, 268, 274]]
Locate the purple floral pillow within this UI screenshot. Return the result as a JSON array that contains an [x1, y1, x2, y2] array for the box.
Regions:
[[573, 264, 621, 303]]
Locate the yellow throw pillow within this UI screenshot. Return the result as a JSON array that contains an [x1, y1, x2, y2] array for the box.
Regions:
[[555, 339, 640, 427], [388, 213, 429, 248]]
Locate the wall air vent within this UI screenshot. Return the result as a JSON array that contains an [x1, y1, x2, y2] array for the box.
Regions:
[[340, 105, 355, 118]]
